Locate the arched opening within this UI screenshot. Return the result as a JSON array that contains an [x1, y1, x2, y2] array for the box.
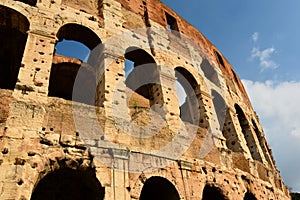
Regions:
[[222, 108, 243, 152], [244, 191, 257, 200], [0, 6, 29, 90], [125, 47, 163, 115], [49, 24, 102, 105], [202, 184, 227, 200], [235, 104, 262, 162], [200, 58, 220, 87], [31, 168, 105, 200], [175, 67, 199, 124], [214, 50, 225, 68], [15, 0, 37, 6], [232, 70, 239, 84], [56, 24, 101, 51], [252, 119, 274, 166], [211, 90, 226, 129], [139, 176, 180, 200]]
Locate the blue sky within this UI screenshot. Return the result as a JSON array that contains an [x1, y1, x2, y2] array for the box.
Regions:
[[161, 0, 300, 192], [161, 0, 300, 82]]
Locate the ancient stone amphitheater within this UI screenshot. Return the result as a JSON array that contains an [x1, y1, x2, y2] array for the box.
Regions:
[[0, 0, 291, 199]]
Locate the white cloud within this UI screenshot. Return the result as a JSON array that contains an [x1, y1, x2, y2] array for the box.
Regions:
[[291, 128, 300, 138], [242, 79, 300, 192], [250, 32, 279, 71], [251, 47, 278, 70], [252, 32, 259, 42]]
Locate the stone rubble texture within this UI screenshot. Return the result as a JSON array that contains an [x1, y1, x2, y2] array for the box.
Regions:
[[0, 0, 291, 199]]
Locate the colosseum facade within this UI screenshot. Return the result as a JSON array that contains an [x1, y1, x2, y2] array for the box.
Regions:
[[0, 0, 291, 199]]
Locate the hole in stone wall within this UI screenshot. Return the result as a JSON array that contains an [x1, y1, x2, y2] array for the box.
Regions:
[[0, 6, 29, 90], [211, 90, 226, 129], [235, 104, 262, 162], [214, 50, 225, 68], [202, 184, 227, 200], [139, 176, 180, 200], [48, 62, 80, 101], [202, 167, 207, 174], [15, 0, 37, 6], [175, 67, 200, 125], [244, 191, 257, 200], [165, 12, 180, 37], [31, 168, 105, 200], [49, 24, 102, 105], [252, 119, 274, 166], [125, 47, 163, 116], [232, 70, 239, 84]]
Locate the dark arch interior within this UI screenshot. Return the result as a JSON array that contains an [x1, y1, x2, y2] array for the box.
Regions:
[[175, 67, 198, 90], [56, 24, 101, 50], [48, 62, 96, 105], [15, 0, 37, 6], [214, 50, 225, 68], [211, 89, 226, 128], [0, 6, 29, 90], [125, 47, 156, 67], [234, 104, 248, 130], [244, 191, 257, 200], [139, 176, 180, 200], [49, 24, 101, 104], [202, 184, 227, 200], [48, 62, 80, 101], [31, 169, 104, 200], [235, 104, 262, 162], [175, 67, 199, 124], [252, 119, 274, 166], [125, 47, 162, 107]]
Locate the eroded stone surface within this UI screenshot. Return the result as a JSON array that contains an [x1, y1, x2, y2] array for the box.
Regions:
[[0, 0, 290, 199]]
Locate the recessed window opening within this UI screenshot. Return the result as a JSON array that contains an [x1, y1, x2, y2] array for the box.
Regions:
[[31, 168, 105, 200], [165, 12, 179, 36], [235, 104, 262, 162], [211, 90, 226, 129], [140, 176, 180, 200], [125, 47, 163, 113], [214, 50, 225, 68], [175, 67, 199, 124], [49, 24, 101, 105], [202, 184, 227, 200], [232, 70, 239, 84], [244, 191, 257, 200], [252, 119, 274, 166], [0, 6, 29, 90]]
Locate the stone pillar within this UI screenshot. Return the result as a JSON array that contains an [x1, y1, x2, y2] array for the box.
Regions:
[[159, 70, 181, 134], [178, 160, 194, 199], [15, 30, 56, 103], [110, 149, 131, 200]]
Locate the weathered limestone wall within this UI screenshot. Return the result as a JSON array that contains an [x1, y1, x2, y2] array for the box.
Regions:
[[0, 0, 290, 199]]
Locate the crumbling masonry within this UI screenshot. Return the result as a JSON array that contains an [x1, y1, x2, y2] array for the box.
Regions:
[[0, 0, 291, 199]]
